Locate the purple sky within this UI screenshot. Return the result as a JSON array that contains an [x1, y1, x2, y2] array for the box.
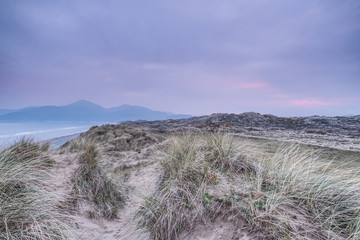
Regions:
[[1, 0, 360, 116]]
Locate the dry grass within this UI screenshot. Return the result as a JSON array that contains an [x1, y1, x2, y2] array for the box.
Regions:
[[4, 133, 358, 239], [138, 134, 360, 240], [204, 133, 256, 173], [71, 141, 125, 219], [0, 139, 75, 240], [60, 137, 89, 154], [233, 145, 360, 239], [138, 134, 210, 239]]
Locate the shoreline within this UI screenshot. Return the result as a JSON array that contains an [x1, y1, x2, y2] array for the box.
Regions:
[[47, 132, 83, 149]]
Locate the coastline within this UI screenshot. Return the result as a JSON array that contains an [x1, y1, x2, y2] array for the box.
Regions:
[[48, 132, 82, 149], [0, 122, 96, 149]]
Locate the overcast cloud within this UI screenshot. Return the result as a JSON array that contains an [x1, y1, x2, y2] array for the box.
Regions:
[[1, 0, 359, 116]]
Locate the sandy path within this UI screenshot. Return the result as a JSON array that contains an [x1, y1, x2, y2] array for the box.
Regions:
[[51, 149, 160, 240]]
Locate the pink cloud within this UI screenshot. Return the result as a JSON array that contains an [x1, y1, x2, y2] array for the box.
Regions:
[[289, 98, 339, 107]]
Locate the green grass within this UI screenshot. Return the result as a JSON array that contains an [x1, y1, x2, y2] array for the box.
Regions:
[[0, 139, 75, 240]]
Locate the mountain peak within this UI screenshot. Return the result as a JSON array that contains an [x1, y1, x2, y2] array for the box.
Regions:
[[0, 100, 190, 122], [66, 100, 103, 109]]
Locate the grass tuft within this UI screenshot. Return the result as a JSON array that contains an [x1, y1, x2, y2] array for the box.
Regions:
[[72, 142, 125, 219], [60, 137, 89, 154], [0, 139, 75, 240], [218, 145, 360, 239], [204, 133, 256, 173], [138, 135, 210, 239]]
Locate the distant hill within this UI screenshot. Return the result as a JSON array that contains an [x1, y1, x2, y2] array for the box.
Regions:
[[0, 100, 191, 122], [0, 109, 15, 116]]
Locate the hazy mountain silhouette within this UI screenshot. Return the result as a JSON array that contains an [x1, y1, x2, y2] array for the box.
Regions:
[[0, 100, 191, 122], [0, 109, 15, 116]]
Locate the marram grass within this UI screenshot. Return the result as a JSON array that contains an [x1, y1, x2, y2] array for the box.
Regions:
[[138, 134, 360, 240], [71, 141, 125, 219], [139, 134, 209, 239], [0, 139, 75, 240]]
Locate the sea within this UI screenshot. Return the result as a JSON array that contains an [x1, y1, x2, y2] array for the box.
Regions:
[[0, 122, 103, 149]]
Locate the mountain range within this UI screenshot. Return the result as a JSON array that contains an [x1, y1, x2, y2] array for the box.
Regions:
[[0, 100, 191, 122]]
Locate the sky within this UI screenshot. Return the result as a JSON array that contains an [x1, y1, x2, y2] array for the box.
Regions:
[[0, 0, 359, 116]]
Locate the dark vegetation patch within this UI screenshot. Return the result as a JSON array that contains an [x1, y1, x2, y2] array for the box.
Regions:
[[80, 125, 158, 153], [71, 142, 126, 219]]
